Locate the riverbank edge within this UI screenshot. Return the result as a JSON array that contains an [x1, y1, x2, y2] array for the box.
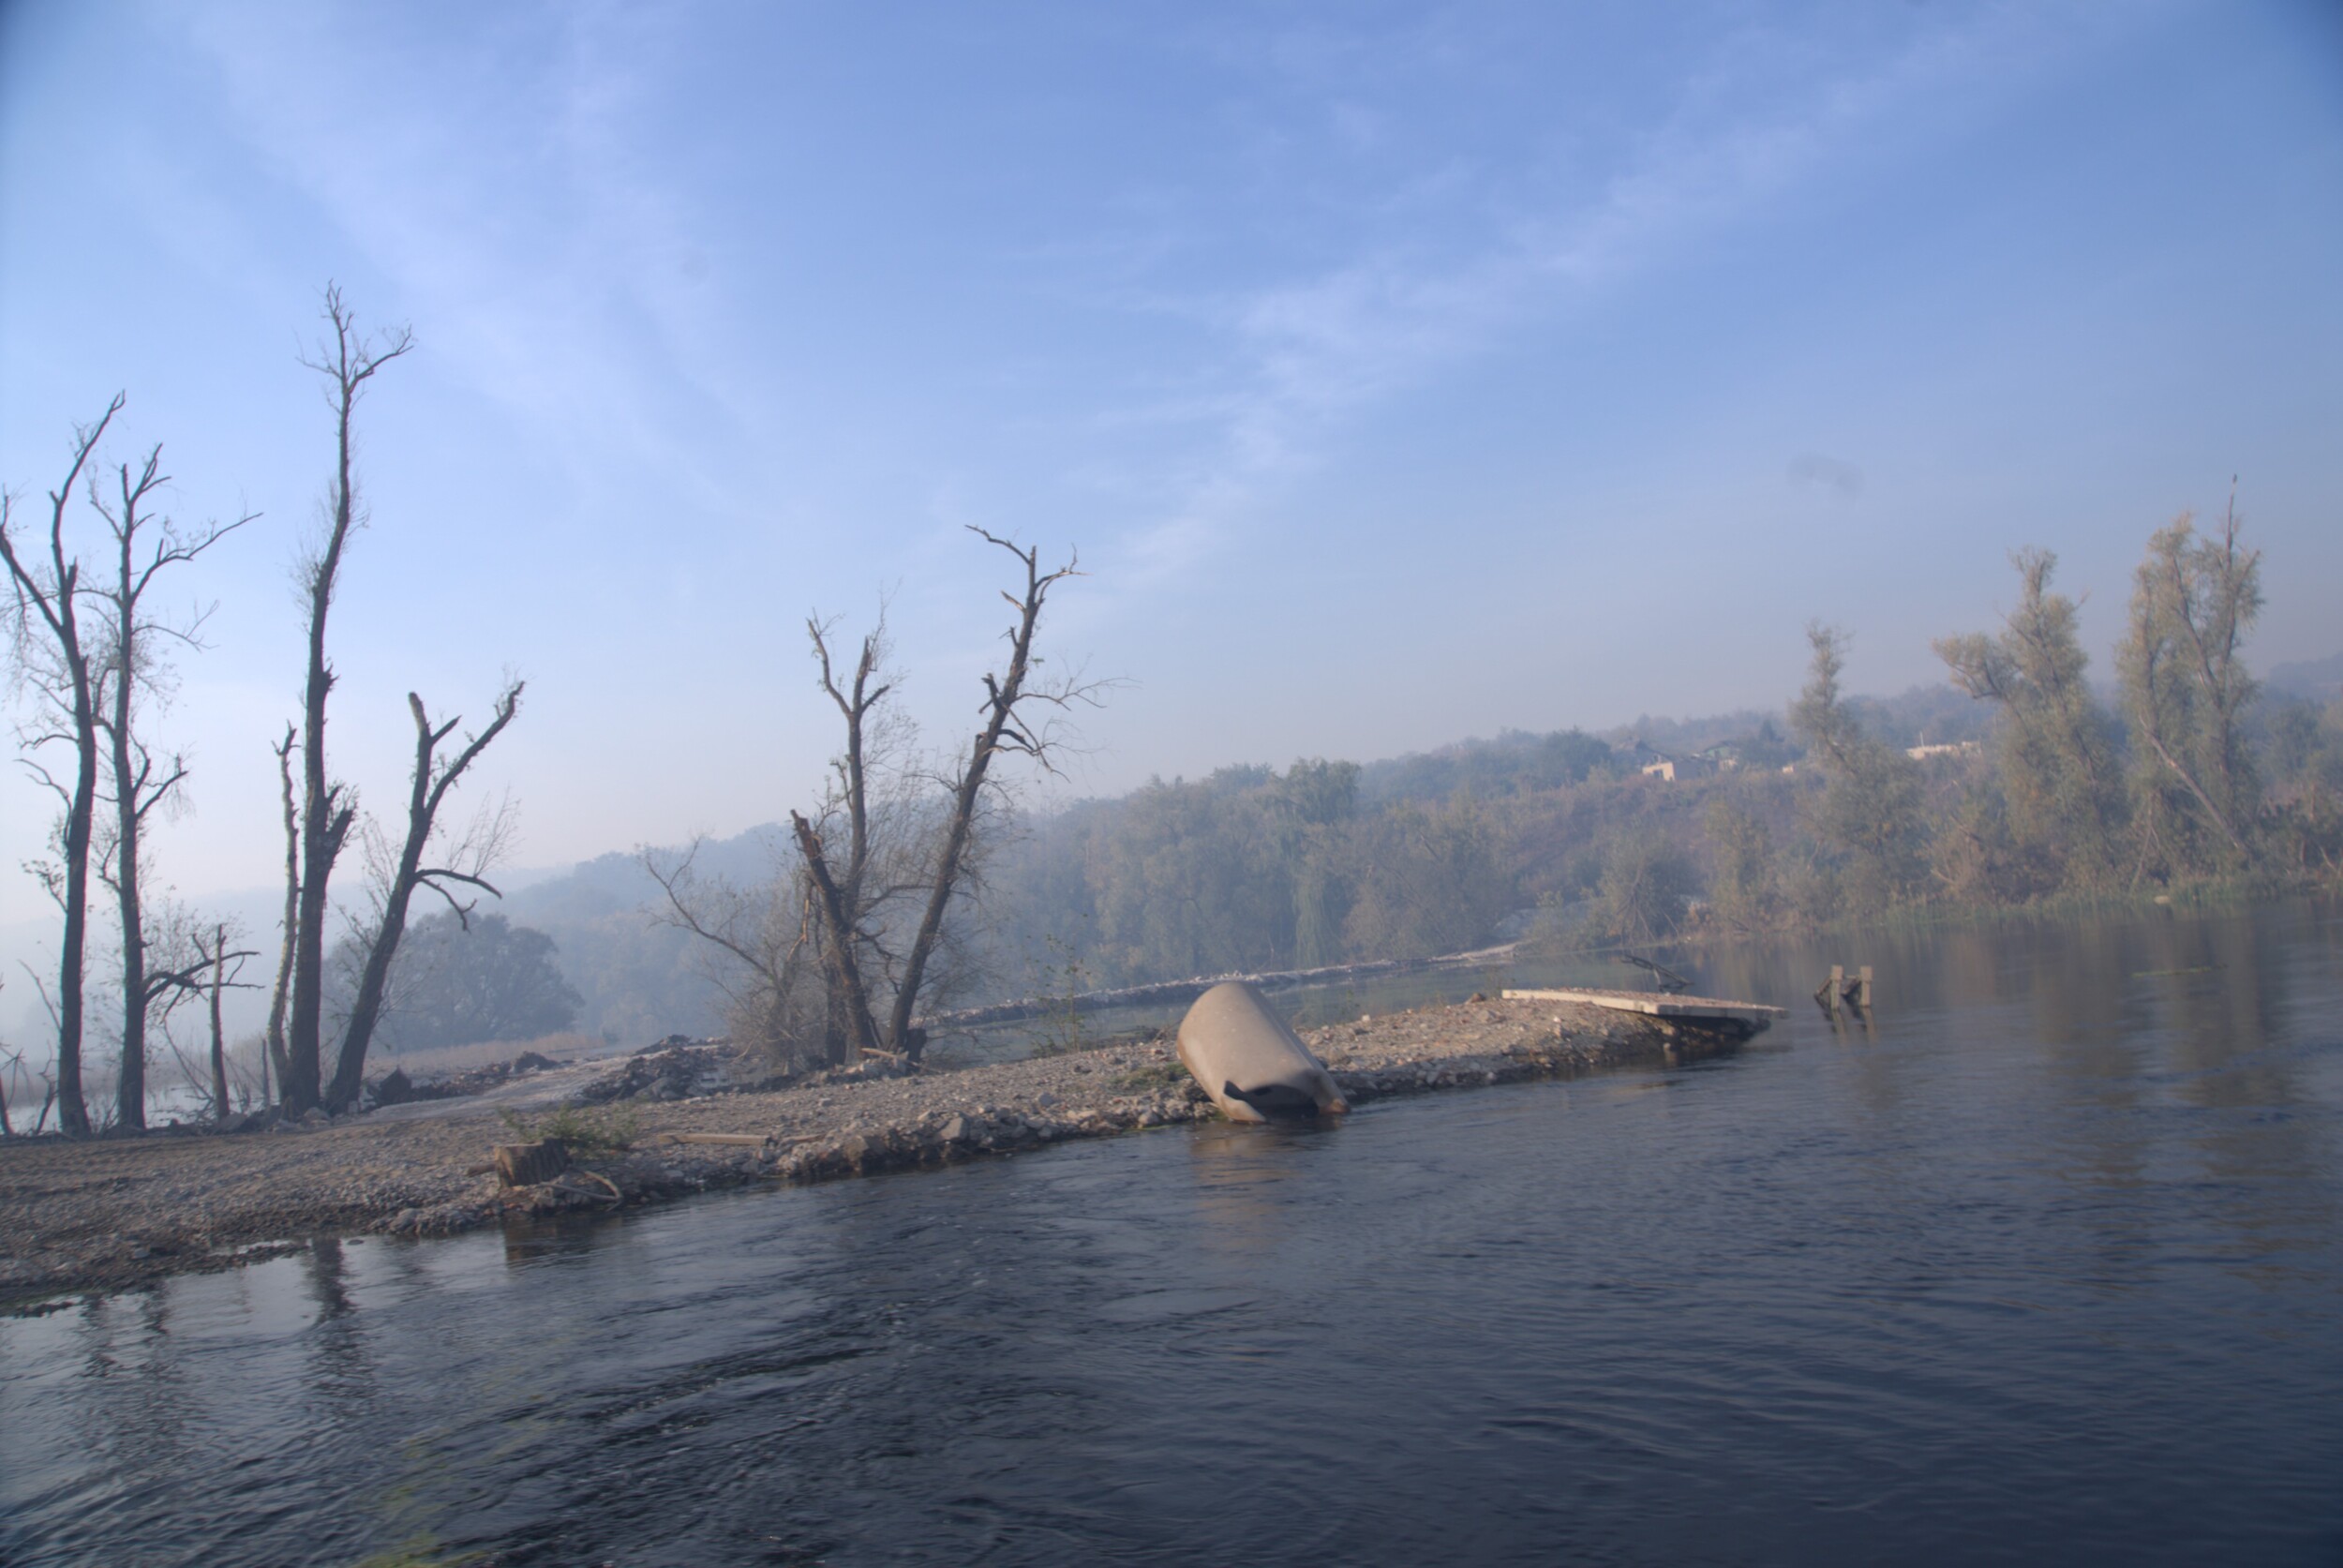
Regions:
[[0, 997, 1739, 1312]]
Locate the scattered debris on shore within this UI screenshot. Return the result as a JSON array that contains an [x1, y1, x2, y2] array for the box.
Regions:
[[0, 993, 1751, 1309]]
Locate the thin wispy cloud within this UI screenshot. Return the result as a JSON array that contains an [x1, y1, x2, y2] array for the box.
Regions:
[[10, 0, 2327, 915], [166, 3, 761, 521], [1105, 6, 2057, 591]]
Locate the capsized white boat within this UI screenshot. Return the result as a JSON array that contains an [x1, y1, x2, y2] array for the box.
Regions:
[[1175, 980, 1350, 1122]]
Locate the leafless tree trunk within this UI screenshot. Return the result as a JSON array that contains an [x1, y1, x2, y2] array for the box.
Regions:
[[659, 534, 1099, 1071], [206, 926, 231, 1118], [324, 685, 522, 1111], [264, 724, 298, 1104], [191, 923, 255, 1121], [0, 993, 14, 1138], [886, 532, 1086, 1057], [284, 286, 412, 1114], [795, 529, 1093, 1064], [804, 620, 893, 1065], [86, 444, 249, 1131], [0, 396, 124, 1136], [790, 812, 886, 1060]]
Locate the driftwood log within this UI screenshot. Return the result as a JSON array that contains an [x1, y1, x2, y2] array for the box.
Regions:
[[493, 1139, 570, 1187]]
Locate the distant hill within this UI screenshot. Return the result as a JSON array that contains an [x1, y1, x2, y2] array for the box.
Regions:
[[500, 824, 793, 1043], [2268, 652, 2343, 704]]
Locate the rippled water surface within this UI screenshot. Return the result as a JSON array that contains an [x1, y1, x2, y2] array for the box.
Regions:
[[6, 903, 2342, 1566]]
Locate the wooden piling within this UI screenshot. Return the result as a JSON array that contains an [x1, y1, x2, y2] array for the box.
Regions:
[[1814, 964, 1874, 1014]]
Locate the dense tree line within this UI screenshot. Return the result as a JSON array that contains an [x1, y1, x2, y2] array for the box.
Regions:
[[975, 759, 1514, 990], [484, 502, 2340, 1057], [968, 505, 2337, 988]]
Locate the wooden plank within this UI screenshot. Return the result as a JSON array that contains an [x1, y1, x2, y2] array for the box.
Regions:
[[1501, 987, 1786, 1023]]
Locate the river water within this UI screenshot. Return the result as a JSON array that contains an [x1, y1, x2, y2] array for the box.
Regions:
[[5, 902, 2340, 1566]]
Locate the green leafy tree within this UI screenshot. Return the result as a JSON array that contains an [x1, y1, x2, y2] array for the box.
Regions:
[[1589, 830, 1696, 945], [2118, 501, 2262, 878], [1790, 622, 1928, 913], [1702, 795, 1774, 930], [1340, 798, 1512, 960], [1934, 547, 2126, 894], [332, 912, 581, 1053]]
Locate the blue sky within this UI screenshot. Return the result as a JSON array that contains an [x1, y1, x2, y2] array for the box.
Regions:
[[3, 0, 2340, 928]]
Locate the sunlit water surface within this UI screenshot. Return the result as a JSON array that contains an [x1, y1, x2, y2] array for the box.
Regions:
[[5, 903, 2341, 1566]]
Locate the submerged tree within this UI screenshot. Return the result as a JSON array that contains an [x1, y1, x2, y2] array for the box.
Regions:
[[2120, 498, 2263, 879], [1934, 547, 2125, 895]]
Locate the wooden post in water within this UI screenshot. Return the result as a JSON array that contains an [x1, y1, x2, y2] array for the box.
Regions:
[[1814, 964, 1874, 1016]]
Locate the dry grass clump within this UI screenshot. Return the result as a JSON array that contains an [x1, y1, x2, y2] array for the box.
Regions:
[[497, 1102, 642, 1157]]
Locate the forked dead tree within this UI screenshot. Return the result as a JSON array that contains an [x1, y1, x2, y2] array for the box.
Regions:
[[653, 530, 1100, 1071], [193, 923, 259, 1120], [0, 396, 124, 1135], [792, 528, 1097, 1065], [86, 441, 250, 1130], [281, 285, 416, 1114], [325, 685, 522, 1110]]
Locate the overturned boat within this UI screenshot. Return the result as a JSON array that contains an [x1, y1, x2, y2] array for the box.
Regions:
[[1176, 981, 1350, 1122]]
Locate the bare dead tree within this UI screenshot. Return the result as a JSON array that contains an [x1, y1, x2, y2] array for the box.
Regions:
[[793, 528, 1099, 1065], [82, 443, 251, 1131], [283, 286, 412, 1114], [95, 900, 221, 1126], [263, 724, 297, 1105], [324, 684, 523, 1110], [645, 831, 822, 1062], [654, 534, 1099, 1071], [776, 614, 945, 1066], [0, 976, 14, 1138], [193, 923, 259, 1120], [5, 965, 62, 1138], [1, 395, 125, 1135]]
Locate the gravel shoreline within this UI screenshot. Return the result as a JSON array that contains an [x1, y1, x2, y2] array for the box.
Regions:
[[0, 995, 1742, 1309]]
